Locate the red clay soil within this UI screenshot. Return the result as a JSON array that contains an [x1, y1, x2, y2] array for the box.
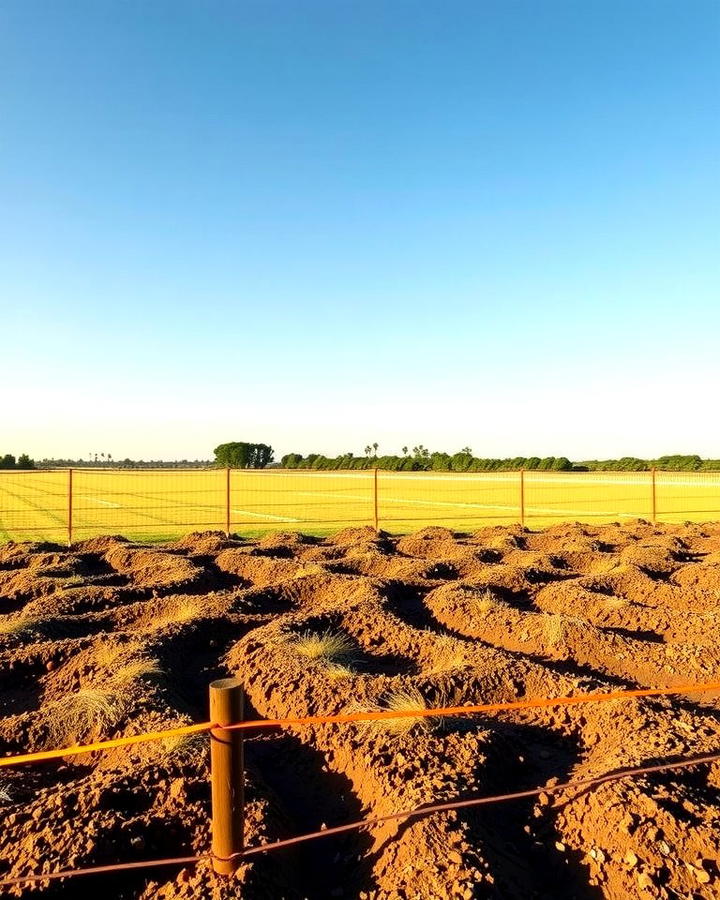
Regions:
[[0, 521, 719, 898]]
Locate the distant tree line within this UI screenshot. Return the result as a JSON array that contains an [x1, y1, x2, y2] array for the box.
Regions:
[[33, 458, 213, 469], [576, 455, 720, 472], [10, 449, 720, 473], [0, 453, 35, 470], [280, 448, 720, 472], [281, 447, 573, 472], [214, 442, 274, 469]]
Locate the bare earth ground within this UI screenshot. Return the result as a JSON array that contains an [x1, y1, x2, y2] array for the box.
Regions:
[[1, 521, 720, 899]]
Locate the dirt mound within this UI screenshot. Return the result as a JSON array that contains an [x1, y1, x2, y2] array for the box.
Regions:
[[1, 521, 720, 898]]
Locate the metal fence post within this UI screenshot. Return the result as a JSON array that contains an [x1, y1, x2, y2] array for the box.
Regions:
[[225, 467, 231, 537], [373, 468, 379, 531], [651, 467, 657, 524], [519, 468, 525, 527], [210, 677, 244, 876], [67, 468, 73, 547]]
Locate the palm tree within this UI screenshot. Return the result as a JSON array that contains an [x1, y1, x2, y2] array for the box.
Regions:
[[364, 445, 372, 457], [401, 446, 408, 456], [372, 442, 378, 457]]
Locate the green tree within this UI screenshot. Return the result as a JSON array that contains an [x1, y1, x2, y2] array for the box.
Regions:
[[0, 454, 16, 469], [430, 452, 451, 470], [214, 442, 274, 469], [451, 451, 473, 472], [17, 454, 35, 469]]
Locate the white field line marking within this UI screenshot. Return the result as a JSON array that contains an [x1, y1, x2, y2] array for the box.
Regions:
[[77, 496, 298, 523], [295, 489, 518, 513], [151, 499, 301, 524], [295, 490, 643, 519], [230, 507, 300, 523], [78, 495, 121, 508]]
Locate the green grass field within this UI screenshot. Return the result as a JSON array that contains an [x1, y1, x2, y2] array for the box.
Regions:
[[1, 468, 720, 543]]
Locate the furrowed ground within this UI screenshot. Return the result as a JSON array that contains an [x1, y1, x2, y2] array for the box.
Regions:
[[0, 521, 719, 898]]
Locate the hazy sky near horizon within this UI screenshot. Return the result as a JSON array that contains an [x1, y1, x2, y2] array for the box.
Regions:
[[1, 0, 718, 461]]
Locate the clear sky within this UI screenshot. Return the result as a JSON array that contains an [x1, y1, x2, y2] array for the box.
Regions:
[[1, 0, 718, 461]]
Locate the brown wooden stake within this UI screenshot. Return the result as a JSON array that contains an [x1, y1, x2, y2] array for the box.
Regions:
[[373, 467, 379, 531], [519, 468, 525, 528], [67, 468, 73, 547], [225, 467, 231, 537], [651, 467, 657, 524], [210, 678, 244, 876]]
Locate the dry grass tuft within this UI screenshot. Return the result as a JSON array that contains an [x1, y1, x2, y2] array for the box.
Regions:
[[0, 616, 39, 636], [94, 642, 126, 670], [427, 633, 469, 673], [111, 657, 163, 687], [323, 662, 356, 681], [0, 784, 13, 804], [45, 689, 121, 746], [161, 732, 208, 762], [472, 589, 509, 616], [543, 614, 567, 646], [354, 687, 436, 740], [288, 629, 355, 663]]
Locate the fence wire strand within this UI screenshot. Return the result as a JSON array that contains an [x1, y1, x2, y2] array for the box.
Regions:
[[1, 749, 719, 889]]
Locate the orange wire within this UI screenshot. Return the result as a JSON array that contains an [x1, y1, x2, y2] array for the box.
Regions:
[[223, 679, 720, 732], [0, 722, 211, 768], [1, 680, 718, 768], [1, 748, 718, 888]]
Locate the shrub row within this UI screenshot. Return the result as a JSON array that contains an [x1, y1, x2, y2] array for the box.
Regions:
[[280, 453, 573, 472], [280, 452, 720, 473]]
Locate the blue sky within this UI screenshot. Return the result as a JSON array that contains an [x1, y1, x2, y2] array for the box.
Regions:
[[1, 0, 718, 460]]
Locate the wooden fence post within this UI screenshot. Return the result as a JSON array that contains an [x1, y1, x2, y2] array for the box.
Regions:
[[651, 467, 657, 524], [210, 678, 244, 876], [67, 468, 73, 547], [519, 468, 525, 528], [373, 468, 379, 531], [225, 467, 231, 537]]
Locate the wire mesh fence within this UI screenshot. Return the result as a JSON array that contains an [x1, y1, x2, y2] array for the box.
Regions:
[[2, 468, 720, 543]]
